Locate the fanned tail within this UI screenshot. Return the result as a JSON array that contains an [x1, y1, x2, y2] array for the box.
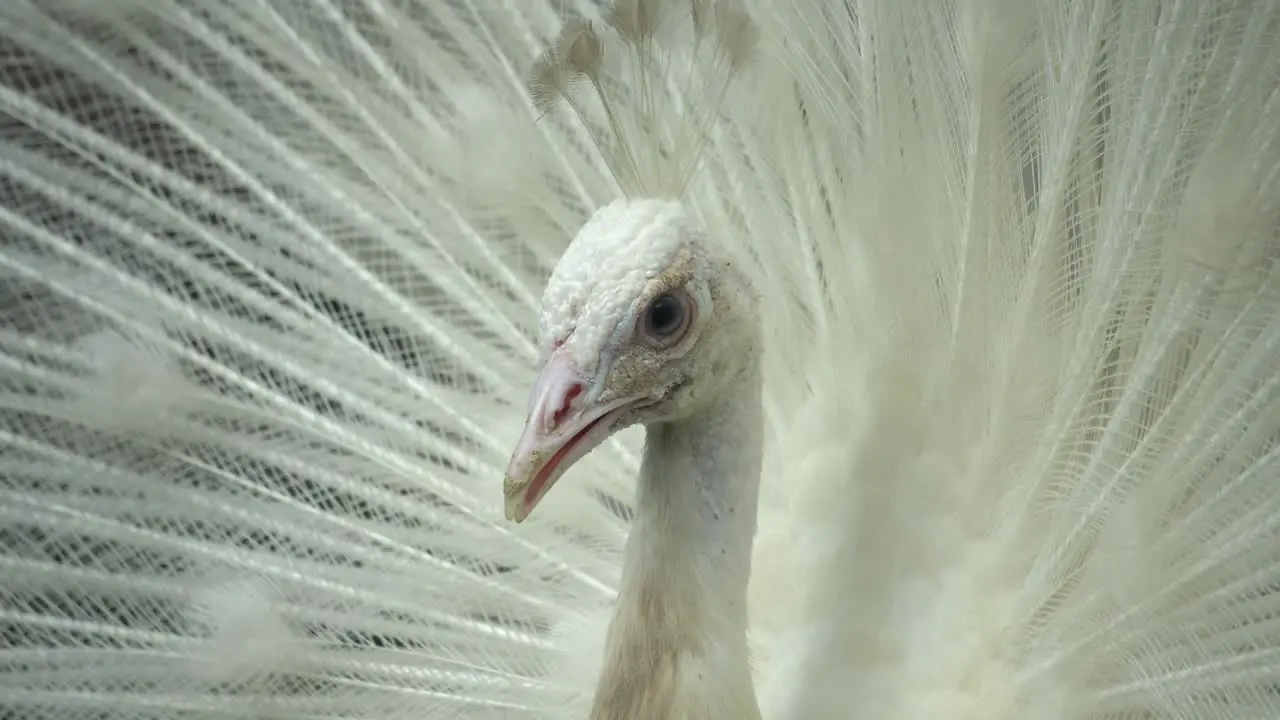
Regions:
[[743, 2, 1280, 718], [2, 1, 1279, 720], [1, 2, 638, 717]]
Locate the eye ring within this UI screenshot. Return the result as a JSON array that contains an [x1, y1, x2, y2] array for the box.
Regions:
[[637, 289, 695, 349]]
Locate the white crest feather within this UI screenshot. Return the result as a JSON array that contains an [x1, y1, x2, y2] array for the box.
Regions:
[[528, 0, 758, 197]]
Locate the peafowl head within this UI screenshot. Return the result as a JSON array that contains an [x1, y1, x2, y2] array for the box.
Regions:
[[503, 198, 757, 522]]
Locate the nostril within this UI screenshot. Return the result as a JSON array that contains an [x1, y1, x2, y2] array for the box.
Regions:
[[552, 383, 583, 427]]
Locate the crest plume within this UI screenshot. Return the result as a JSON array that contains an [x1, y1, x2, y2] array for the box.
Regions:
[[527, 0, 757, 197]]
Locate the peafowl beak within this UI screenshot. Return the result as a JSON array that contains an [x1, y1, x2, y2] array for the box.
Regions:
[[504, 352, 637, 523]]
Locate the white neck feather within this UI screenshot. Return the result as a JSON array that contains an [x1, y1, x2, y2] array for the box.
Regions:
[[590, 359, 764, 720]]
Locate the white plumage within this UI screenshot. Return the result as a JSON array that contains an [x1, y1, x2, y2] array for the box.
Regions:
[[1, 1, 1278, 719]]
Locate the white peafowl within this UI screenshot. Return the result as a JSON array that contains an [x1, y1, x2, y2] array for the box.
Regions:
[[1, 0, 1279, 719]]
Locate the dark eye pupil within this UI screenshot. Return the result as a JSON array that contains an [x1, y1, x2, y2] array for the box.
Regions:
[[646, 294, 683, 336]]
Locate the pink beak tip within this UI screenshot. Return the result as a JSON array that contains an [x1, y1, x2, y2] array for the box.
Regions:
[[503, 475, 530, 523], [503, 351, 637, 524]]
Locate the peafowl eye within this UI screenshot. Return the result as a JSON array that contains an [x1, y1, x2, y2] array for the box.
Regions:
[[640, 292, 693, 346]]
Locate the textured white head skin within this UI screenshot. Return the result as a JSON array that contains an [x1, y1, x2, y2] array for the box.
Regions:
[[536, 198, 767, 720], [538, 198, 754, 427]]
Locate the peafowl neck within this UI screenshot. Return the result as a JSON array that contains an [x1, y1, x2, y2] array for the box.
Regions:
[[590, 358, 764, 720]]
